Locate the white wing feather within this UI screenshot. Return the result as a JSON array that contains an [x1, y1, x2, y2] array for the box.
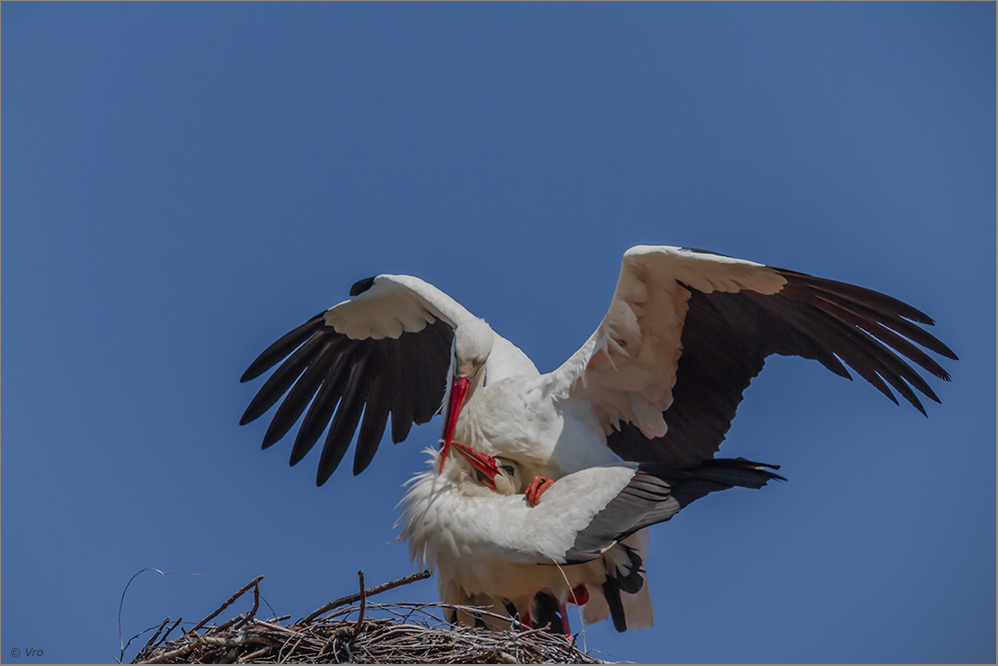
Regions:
[[552, 246, 786, 439], [324, 275, 474, 339], [326, 274, 538, 382]]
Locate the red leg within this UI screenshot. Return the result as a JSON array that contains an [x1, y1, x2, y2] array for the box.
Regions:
[[525, 476, 554, 506], [568, 584, 589, 606]]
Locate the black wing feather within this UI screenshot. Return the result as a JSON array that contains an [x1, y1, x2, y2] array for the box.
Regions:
[[317, 356, 371, 486], [388, 341, 417, 444], [239, 332, 329, 426], [353, 370, 392, 476], [241, 299, 454, 486], [607, 269, 956, 465], [289, 341, 358, 464], [240, 312, 327, 383], [261, 339, 339, 449]]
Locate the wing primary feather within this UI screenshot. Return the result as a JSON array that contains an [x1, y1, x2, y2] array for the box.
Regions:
[[288, 340, 359, 462], [240, 312, 327, 383], [260, 339, 339, 449], [390, 340, 418, 443], [352, 360, 391, 476], [797, 311, 903, 406], [316, 356, 372, 486], [777, 269, 938, 325], [733, 290, 856, 379], [700, 285, 855, 380], [813, 298, 942, 400], [240, 332, 329, 426], [782, 298, 931, 411], [832, 323, 928, 413], [809, 292, 955, 379], [390, 412, 414, 444], [742, 290, 906, 403]]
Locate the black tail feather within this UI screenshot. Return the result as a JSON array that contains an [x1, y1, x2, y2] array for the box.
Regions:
[[641, 457, 786, 509], [601, 579, 628, 633]]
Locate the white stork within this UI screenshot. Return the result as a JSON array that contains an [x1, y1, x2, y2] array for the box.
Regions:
[[239, 245, 955, 631], [399, 441, 784, 633]]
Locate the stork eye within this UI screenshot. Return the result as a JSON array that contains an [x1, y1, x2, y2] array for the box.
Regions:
[[500, 464, 515, 476]]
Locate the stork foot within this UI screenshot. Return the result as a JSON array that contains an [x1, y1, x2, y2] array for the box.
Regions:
[[525, 476, 554, 505]]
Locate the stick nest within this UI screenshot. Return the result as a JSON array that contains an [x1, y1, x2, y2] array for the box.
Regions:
[[129, 571, 604, 664]]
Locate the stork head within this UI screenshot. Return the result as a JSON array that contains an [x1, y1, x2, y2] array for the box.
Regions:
[[449, 441, 521, 495], [492, 457, 523, 496], [439, 318, 493, 473]]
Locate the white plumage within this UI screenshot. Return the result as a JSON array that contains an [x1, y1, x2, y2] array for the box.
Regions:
[[398, 444, 781, 632], [240, 245, 956, 633]]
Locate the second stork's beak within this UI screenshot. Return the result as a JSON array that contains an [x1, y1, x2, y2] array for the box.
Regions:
[[439, 374, 471, 474], [449, 441, 500, 489]]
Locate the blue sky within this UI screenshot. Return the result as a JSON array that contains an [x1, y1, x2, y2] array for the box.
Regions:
[[2, 3, 994, 663]]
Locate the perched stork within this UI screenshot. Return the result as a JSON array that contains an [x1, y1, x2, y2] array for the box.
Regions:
[[400, 442, 784, 633], [239, 245, 956, 630]]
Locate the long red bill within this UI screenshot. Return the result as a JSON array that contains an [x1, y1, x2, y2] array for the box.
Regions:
[[449, 441, 500, 488], [439, 375, 471, 474]]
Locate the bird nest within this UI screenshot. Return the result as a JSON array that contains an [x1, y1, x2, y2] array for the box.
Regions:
[[128, 571, 604, 664]]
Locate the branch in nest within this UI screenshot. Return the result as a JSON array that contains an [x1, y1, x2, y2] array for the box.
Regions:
[[302, 568, 431, 624], [131, 573, 604, 664], [353, 569, 367, 639], [190, 574, 264, 634]]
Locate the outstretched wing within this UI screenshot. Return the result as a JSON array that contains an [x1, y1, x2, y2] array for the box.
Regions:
[[240, 275, 472, 485], [555, 246, 957, 465]]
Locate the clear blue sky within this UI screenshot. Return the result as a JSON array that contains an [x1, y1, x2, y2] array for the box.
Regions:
[[3, 3, 994, 663]]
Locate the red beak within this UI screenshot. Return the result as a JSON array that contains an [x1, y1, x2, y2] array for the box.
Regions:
[[450, 441, 500, 488], [439, 375, 471, 474]]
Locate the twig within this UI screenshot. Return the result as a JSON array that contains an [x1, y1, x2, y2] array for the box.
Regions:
[[318, 625, 356, 658], [279, 633, 306, 663], [156, 618, 183, 649], [120, 622, 167, 662], [235, 577, 262, 630], [137, 617, 171, 660], [302, 568, 431, 624], [214, 613, 245, 633], [240, 645, 271, 661], [143, 638, 200, 665], [117, 568, 208, 662], [190, 575, 264, 634], [253, 619, 294, 633], [352, 570, 367, 639]]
